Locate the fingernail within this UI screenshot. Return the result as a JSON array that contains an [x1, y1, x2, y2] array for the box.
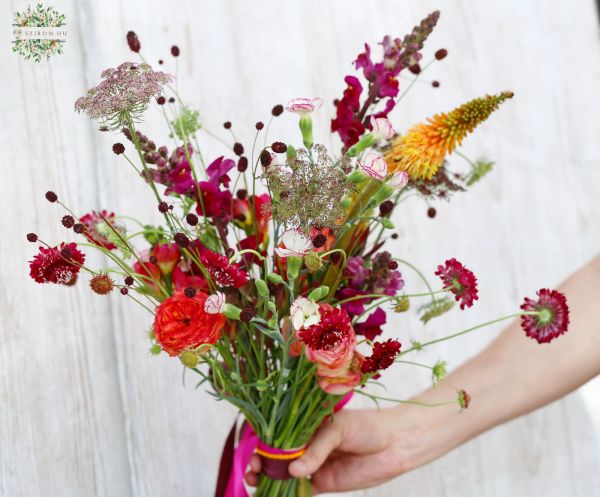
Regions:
[[290, 460, 307, 476]]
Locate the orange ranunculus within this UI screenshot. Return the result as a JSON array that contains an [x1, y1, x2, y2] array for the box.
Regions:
[[153, 291, 225, 356]]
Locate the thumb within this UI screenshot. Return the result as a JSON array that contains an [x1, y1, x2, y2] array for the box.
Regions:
[[289, 418, 345, 477]]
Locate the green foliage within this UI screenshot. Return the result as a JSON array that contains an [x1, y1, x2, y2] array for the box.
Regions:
[[419, 297, 455, 324], [466, 160, 494, 186]]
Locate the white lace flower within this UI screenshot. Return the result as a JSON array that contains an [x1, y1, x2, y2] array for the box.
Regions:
[[275, 229, 313, 258], [290, 297, 321, 330]]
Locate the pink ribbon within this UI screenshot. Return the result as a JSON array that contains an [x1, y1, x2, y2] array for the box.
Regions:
[[219, 391, 354, 497]]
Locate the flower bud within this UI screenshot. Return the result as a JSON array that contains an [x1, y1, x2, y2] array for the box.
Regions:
[[299, 115, 314, 149], [286, 144, 296, 161], [223, 303, 242, 320], [373, 184, 394, 204], [381, 218, 395, 229], [395, 296, 410, 312], [346, 133, 375, 157], [179, 350, 200, 368], [308, 285, 329, 301], [255, 279, 270, 298], [346, 170, 367, 184], [303, 251, 323, 273], [267, 273, 283, 285], [286, 255, 303, 281]]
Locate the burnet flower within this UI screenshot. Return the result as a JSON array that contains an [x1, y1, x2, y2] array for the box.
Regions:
[[360, 152, 388, 180], [275, 229, 313, 258], [74, 62, 174, 130], [290, 297, 321, 330]]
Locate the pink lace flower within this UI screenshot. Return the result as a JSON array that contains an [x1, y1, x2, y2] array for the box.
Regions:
[[285, 97, 323, 114], [520, 289, 570, 343], [360, 153, 388, 180]]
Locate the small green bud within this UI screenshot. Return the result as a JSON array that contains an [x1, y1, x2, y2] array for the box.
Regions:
[[223, 303, 242, 320], [267, 273, 283, 285], [381, 218, 395, 229], [347, 170, 367, 184], [346, 133, 375, 157], [179, 350, 199, 368], [286, 256, 302, 281], [395, 296, 410, 312], [149, 343, 162, 355], [303, 251, 323, 273], [411, 339, 423, 351], [299, 115, 314, 149], [457, 389, 471, 410], [341, 196, 353, 209], [255, 279, 270, 297], [256, 380, 269, 392], [373, 184, 394, 204], [267, 300, 277, 313], [286, 144, 296, 160], [230, 372, 241, 382], [267, 318, 278, 329], [308, 285, 329, 301], [432, 360, 447, 383]]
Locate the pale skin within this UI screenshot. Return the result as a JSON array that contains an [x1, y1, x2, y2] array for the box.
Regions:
[[245, 255, 600, 494]]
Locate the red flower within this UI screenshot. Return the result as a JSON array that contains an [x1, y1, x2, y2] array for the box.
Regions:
[[79, 210, 120, 250], [153, 291, 226, 356], [132, 254, 162, 291], [520, 289, 570, 344], [354, 308, 386, 341], [152, 243, 180, 275], [196, 247, 249, 288], [435, 258, 479, 309], [29, 242, 85, 285], [360, 339, 401, 374], [300, 307, 356, 374]]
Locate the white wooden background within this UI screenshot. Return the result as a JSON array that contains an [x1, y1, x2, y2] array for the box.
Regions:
[[1, 0, 599, 496]]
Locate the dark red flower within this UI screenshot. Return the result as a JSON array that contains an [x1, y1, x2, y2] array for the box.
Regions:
[[435, 258, 478, 309], [520, 289, 570, 344], [153, 291, 225, 356], [271, 104, 284, 117], [126, 31, 141, 52], [79, 210, 120, 250], [29, 242, 85, 285], [27, 233, 38, 242], [190, 244, 249, 288], [354, 308, 387, 341], [360, 339, 401, 374]]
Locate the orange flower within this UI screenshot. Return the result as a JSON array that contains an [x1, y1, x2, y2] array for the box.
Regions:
[[153, 291, 226, 356], [385, 91, 513, 179]]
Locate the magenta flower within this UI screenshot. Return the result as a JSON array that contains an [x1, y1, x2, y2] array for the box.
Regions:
[[520, 289, 570, 344], [167, 159, 195, 194], [354, 308, 387, 341]]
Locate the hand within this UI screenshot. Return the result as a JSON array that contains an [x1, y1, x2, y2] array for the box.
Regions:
[[244, 407, 428, 494]]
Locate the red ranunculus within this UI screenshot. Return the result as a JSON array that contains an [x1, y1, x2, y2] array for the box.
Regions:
[[153, 290, 226, 356]]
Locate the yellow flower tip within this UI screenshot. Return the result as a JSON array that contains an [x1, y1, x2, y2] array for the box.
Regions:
[[385, 91, 514, 180]]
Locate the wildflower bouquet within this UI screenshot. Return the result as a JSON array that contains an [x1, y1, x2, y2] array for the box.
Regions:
[[27, 11, 570, 497]]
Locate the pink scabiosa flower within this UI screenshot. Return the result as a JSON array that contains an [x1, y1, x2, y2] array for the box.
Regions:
[[153, 243, 180, 275], [204, 291, 226, 314], [74, 62, 173, 129], [79, 210, 122, 250], [275, 229, 313, 258], [360, 339, 401, 374], [29, 242, 85, 285], [388, 171, 409, 189], [290, 297, 321, 330], [435, 258, 479, 309], [370, 116, 395, 140], [360, 153, 388, 180], [285, 97, 323, 114], [300, 307, 357, 376], [520, 289, 570, 344]]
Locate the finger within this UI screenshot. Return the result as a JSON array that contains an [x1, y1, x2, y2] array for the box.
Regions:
[[244, 471, 258, 487], [289, 418, 345, 477], [249, 454, 261, 474]]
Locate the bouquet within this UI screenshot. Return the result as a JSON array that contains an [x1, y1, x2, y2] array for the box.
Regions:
[[27, 11, 570, 497]]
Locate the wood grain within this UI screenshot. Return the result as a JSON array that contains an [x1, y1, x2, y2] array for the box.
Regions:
[[1, 0, 599, 496]]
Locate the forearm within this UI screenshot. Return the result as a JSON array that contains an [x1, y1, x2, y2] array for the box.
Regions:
[[395, 255, 600, 472]]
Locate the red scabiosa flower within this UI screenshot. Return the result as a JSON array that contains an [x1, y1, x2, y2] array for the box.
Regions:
[[435, 258, 478, 309], [29, 242, 85, 285], [299, 307, 357, 375], [360, 339, 401, 374], [153, 291, 226, 356], [79, 210, 121, 250], [198, 249, 249, 288], [520, 289, 570, 344]]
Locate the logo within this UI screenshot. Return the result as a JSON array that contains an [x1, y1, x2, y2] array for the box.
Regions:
[[12, 4, 67, 62]]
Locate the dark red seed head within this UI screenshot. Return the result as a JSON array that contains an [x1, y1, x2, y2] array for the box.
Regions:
[[184, 286, 197, 298], [149, 256, 158, 264], [73, 223, 85, 234], [379, 200, 394, 216], [174, 232, 190, 247], [240, 307, 255, 323], [27, 233, 38, 242], [427, 207, 437, 218], [312, 233, 327, 248], [237, 156, 248, 172], [223, 121, 232, 129], [391, 233, 399, 240], [60, 247, 73, 259], [435, 48, 448, 60], [233, 142, 244, 156], [432, 80, 440, 88], [185, 213, 199, 226], [120, 287, 129, 295], [112, 143, 125, 155], [236, 189, 247, 200], [260, 150, 272, 167], [255, 121, 264, 130], [61, 215, 75, 228], [330, 252, 342, 264], [124, 276, 134, 286], [158, 59, 163, 65], [409, 64, 421, 75], [171, 45, 180, 57], [158, 201, 169, 213], [168, 97, 175, 103], [271, 142, 287, 154], [126, 31, 141, 53], [156, 96, 166, 105], [388, 260, 399, 270], [271, 104, 284, 117], [45, 191, 58, 202]]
